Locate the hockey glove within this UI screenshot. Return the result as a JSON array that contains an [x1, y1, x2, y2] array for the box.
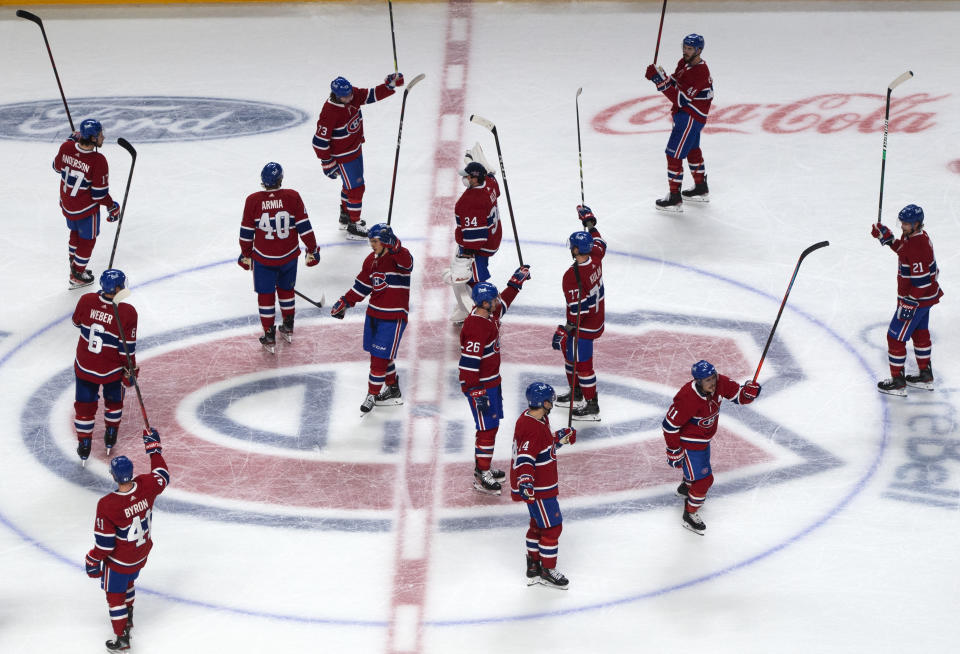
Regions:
[[238, 255, 252, 271], [85, 552, 103, 578], [552, 324, 571, 352], [738, 381, 761, 404], [897, 297, 919, 321], [321, 159, 340, 179], [518, 474, 536, 503], [106, 201, 121, 223], [507, 265, 531, 290], [555, 427, 577, 448], [122, 366, 139, 388], [469, 387, 489, 413], [305, 248, 321, 267], [871, 223, 894, 246], [331, 296, 349, 319], [69, 130, 81, 142], [384, 239, 402, 255], [143, 428, 162, 455], [577, 204, 597, 229], [385, 72, 405, 89], [666, 447, 685, 469], [645, 64, 667, 86]]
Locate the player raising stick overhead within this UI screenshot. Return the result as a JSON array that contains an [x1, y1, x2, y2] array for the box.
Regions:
[[238, 162, 320, 354], [312, 73, 404, 240], [331, 223, 413, 414], [458, 265, 531, 495]]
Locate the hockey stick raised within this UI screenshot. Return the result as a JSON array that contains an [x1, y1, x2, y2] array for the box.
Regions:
[[386, 73, 425, 225], [107, 138, 137, 269], [752, 241, 830, 383], [109, 298, 152, 433], [653, 0, 668, 66], [387, 0, 400, 73], [876, 70, 913, 225], [469, 114, 524, 266], [17, 10, 74, 131], [576, 87, 585, 204], [294, 289, 325, 309]]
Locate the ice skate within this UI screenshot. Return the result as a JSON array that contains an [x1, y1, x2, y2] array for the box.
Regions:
[[69, 266, 95, 290], [556, 386, 586, 410], [475, 465, 506, 483], [473, 468, 502, 496], [259, 326, 276, 354], [339, 207, 365, 231], [526, 555, 542, 586], [104, 426, 118, 454], [278, 317, 294, 344], [905, 366, 934, 391], [539, 566, 569, 590], [682, 510, 706, 535], [877, 373, 907, 397], [374, 384, 403, 406], [681, 175, 710, 203], [571, 397, 601, 422], [676, 482, 689, 498], [360, 393, 376, 415], [77, 437, 92, 464], [345, 221, 369, 241], [655, 191, 683, 213], [105, 632, 130, 651]]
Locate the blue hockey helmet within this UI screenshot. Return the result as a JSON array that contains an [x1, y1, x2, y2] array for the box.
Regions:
[[260, 162, 283, 188], [471, 281, 499, 306], [461, 161, 487, 179], [331, 76, 353, 98], [100, 269, 127, 295], [110, 455, 134, 484], [368, 223, 397, 246], [79, 118, 103, 141], [683, 33, 705, 51], [526, 381, 557, 409], [898, 204, 924, 224], [691, 359, 717, 380], [568, 231, 593, 255]]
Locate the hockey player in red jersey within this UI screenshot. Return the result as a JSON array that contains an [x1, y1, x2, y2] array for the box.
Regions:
[[85, 427, 169, 651], [662, 360, 760, 534], [644, 33, 714, 212], [871, 204, 943, 395], [238, 162, 320, 354], [312, 74, 404, 240], [53, 119, 120, 288], [552, 205, 606, 421], [447, 151, 502, 323], [331, 223, 413, 413], [510, 382, 576, 589], [458, 265, 531, 494], [72, 269, 137, 462]]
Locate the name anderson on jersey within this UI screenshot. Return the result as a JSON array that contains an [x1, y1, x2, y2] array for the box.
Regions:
[[61, 155, 90, 173]]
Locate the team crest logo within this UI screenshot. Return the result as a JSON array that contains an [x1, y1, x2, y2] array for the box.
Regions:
[[0, 96, 310, 143], [370, 272, 388, 292], [347, 115, 362, 133]]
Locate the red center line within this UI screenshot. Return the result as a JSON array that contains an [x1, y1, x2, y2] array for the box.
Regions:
[[385, 2, 473, 653]]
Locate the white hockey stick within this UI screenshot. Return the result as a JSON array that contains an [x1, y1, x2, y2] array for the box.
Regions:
[[876, 70, 913, 225]]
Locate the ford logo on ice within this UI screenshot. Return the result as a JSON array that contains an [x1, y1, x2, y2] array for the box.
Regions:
[[0, 96, 311, 143]]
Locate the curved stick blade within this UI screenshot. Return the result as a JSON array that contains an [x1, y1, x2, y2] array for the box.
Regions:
[[469, 114, 495, 131], [888, 70, 913, 90]]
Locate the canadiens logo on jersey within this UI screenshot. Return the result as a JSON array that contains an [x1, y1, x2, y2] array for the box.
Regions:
[[347, 115, 362, 133], [370, 272, 388, 292], [0, 96, 309, 143]]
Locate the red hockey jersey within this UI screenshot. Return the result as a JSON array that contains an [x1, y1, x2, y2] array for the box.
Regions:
[[88, 452, 170, 574], [661, 375, 742, 451], [312, 84, 396, 163], [53, 139, 114, 220], [344, 244, 414, 321], [454, 176, 502, 257], [891, 229, 943, 307], [458, 284, 520, 391], [510, 411, 560, 501], [73, 292, 138, 384], [239, 188, 317, 266], [660, 58, 714, 123], [563, 227, 606, 340]]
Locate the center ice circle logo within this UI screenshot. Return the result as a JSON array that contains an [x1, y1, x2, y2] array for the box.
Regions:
[[0, 96, 310, 143]]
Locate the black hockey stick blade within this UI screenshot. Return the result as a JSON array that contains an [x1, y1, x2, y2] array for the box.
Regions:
[[294, 289, 324, 309], [888, 71, 913, 90], [799, 240, 830, 260], [117, 137, 137, 158], [469, 114, 496, 132], [16, 9, 43, 24]]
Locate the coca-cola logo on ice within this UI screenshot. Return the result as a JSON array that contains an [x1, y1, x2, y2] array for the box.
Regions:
[[593, 92, 948, 135], [0, 96, 310, 143]]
